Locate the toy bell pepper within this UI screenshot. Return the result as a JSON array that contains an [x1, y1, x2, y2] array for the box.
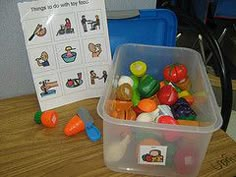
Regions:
[[138, 74, 160, 98]]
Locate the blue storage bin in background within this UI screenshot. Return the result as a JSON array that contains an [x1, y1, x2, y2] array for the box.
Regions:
[[107, 9, 177, 56]]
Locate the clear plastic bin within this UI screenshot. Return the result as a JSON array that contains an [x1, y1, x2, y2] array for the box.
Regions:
[[97, 44, 222, 177]]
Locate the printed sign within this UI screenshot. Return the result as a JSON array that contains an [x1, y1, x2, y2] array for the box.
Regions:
[[139, 145, 167, 165], [18, 0, 112, 111]]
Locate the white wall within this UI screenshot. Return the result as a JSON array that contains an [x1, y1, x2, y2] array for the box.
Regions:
[[0, 0, 156, 99]]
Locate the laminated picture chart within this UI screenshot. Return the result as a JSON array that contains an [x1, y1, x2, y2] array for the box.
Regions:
[[18, 0, 112, 111]]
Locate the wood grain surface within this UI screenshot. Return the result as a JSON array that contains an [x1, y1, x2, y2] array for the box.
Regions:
[[0, 94, 235, 177]]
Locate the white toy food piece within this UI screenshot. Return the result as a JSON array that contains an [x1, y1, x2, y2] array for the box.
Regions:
[[118, 75, 134, 87], [158, 105, 173, 117], [105, 134, 131, 162]]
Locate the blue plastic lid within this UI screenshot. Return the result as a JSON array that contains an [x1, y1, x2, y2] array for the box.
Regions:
[[108, 9, 177, 55]]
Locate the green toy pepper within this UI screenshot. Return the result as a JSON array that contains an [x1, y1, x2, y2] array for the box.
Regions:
[[132, 89, 140, 106], [130, 75, 139, 90], [138, 74, 160, 98]]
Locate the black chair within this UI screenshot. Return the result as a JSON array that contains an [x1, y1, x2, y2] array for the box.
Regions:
[[157, 2, 233, 131]]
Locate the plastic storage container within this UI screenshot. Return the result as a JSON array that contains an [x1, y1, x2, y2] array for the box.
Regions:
[[107, 9, 177, 55], [97, 44, 222, 177]]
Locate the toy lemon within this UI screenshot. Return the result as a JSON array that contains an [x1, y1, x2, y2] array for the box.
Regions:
[[130, 60, 147, 77]]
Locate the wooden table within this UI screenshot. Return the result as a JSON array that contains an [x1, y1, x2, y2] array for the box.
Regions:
[[0, 94, 235, 177]]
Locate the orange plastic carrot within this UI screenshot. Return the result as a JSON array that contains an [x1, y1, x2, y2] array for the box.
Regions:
[[64, 115, 85, 136], [41, 110, 58, 128], [137, 99, 157, 112]]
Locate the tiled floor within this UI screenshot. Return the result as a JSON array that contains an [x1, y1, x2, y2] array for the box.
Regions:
[[226, 110, 236, 141]]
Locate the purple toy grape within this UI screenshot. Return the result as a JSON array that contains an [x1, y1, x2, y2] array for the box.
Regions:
[[171, 98, 197, 120]]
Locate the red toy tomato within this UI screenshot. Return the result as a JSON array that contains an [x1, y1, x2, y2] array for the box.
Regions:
[[163, 64, 188, 83], [157, 85, 178, 106]]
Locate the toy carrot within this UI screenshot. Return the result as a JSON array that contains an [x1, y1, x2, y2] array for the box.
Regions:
[[34, 110, 58, 128], [64, 115, 85, 136]]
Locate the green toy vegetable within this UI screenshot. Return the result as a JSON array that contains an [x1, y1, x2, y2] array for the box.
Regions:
[[138, 74, 160, 98], [130, 75, 139, 90], [132, 89, 140, 106]]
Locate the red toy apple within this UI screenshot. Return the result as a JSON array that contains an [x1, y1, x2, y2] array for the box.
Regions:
[[157, 85, 178, 106]]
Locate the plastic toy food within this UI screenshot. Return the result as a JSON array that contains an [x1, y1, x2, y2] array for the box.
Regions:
[[132, 106, 143, 115], [177, 120, 200, 126], [137, 98, 157, 112], [64, 114, 85, 136], [163, 63, 188, 83], [178, 90, 191, 98], [136, 112, 154, 122], [182, 95, 194, 105], [118, 75, 134, 87], [34, 110, 58, 128], [175, 76, 191, 91], [107, 61, 198, 127], [125, 108, 137, 120], [136, 107, 160, 122], [157, 85, 178, 106], [158, 105, 173, 117], [116, 83, 132, 101], [110, 107, 136, 120], [106, 134, 131, 162], [138, 74, 160, 98], [165, 143, 177, 166], [131, 89, 141, 106], [130, 60, 147, 77], [158, 115, 178, 125], [130, 75, 139, 89], [178, 90, 194, 105], [106, 100, 133, 113], [174, 146, 198, 175], [171, 98, 197, 120]]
